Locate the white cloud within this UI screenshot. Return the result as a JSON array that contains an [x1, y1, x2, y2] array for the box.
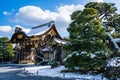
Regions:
[[93, 0, 103, 2], [77, 0, 103, 3], [3, 11, 9, 15], [0, 25, 31, 37], [13, 6, 58, 26], [104, 0, 120, 14], [57, 5, 84, 23], [0, 26, 12, 33], [87, 0, 103, 3], [3, 11, 12, 15], [11, 5, 84, 37], [14, 25, 31, 33]]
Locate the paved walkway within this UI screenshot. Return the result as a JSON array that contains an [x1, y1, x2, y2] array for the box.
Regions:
[[0, 64, 74, 80]]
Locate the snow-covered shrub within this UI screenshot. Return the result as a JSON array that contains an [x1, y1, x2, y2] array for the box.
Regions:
[[51, 61, 60, 69], [64, 51, 109, 73], [103, 57, 120, 79]]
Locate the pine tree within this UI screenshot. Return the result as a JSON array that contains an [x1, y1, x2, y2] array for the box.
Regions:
[[85, 2, 117, 20], [64, 8, 111, 72], [0, 37, 14, 63], [106, 14, 120, 38]]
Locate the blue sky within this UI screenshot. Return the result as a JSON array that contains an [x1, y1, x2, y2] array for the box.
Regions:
[[0, 0, 120, 38]]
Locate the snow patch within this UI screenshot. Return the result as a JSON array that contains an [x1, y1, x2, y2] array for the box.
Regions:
[[114, 38, 120, 43], [107, 57, 120, 67], [24, 65, 107, 80], [90, 54, 96, 58], [106, 32, 120, 50], [53, 38, 67, 44]]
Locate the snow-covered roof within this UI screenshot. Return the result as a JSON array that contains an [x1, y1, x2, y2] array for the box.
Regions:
[[28, 22, 54, 36], [53, 37, 67, 44], [42, 47, 50, 52], [10, 21, 63, 44]]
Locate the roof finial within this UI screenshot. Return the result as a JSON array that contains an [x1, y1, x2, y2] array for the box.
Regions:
[[48, 21, 54, 27], [15, 27, 22, 33]]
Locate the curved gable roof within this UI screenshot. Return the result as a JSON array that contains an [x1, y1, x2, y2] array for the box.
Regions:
[[28, 21, 62, 39], [10, 21, 62, 43]]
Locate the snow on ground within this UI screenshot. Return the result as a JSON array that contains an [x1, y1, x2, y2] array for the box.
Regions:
[[107, 57, 120, 67], [23, 66, 107, 80], [0, 67, 20, 73]]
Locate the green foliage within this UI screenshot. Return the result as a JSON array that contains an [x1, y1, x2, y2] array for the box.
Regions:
[[65, 51, 108, 73], [85, 2, 117, 20], [85, 2, 120, 39], [0, 37, 14, 63], [64, 7, 111, 73], [105, 14, 120, 37], [66, 8, 107, 52], [51, 61, 60, 69], [107, 14, 120, 28], [68, 8, 100, 39]]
